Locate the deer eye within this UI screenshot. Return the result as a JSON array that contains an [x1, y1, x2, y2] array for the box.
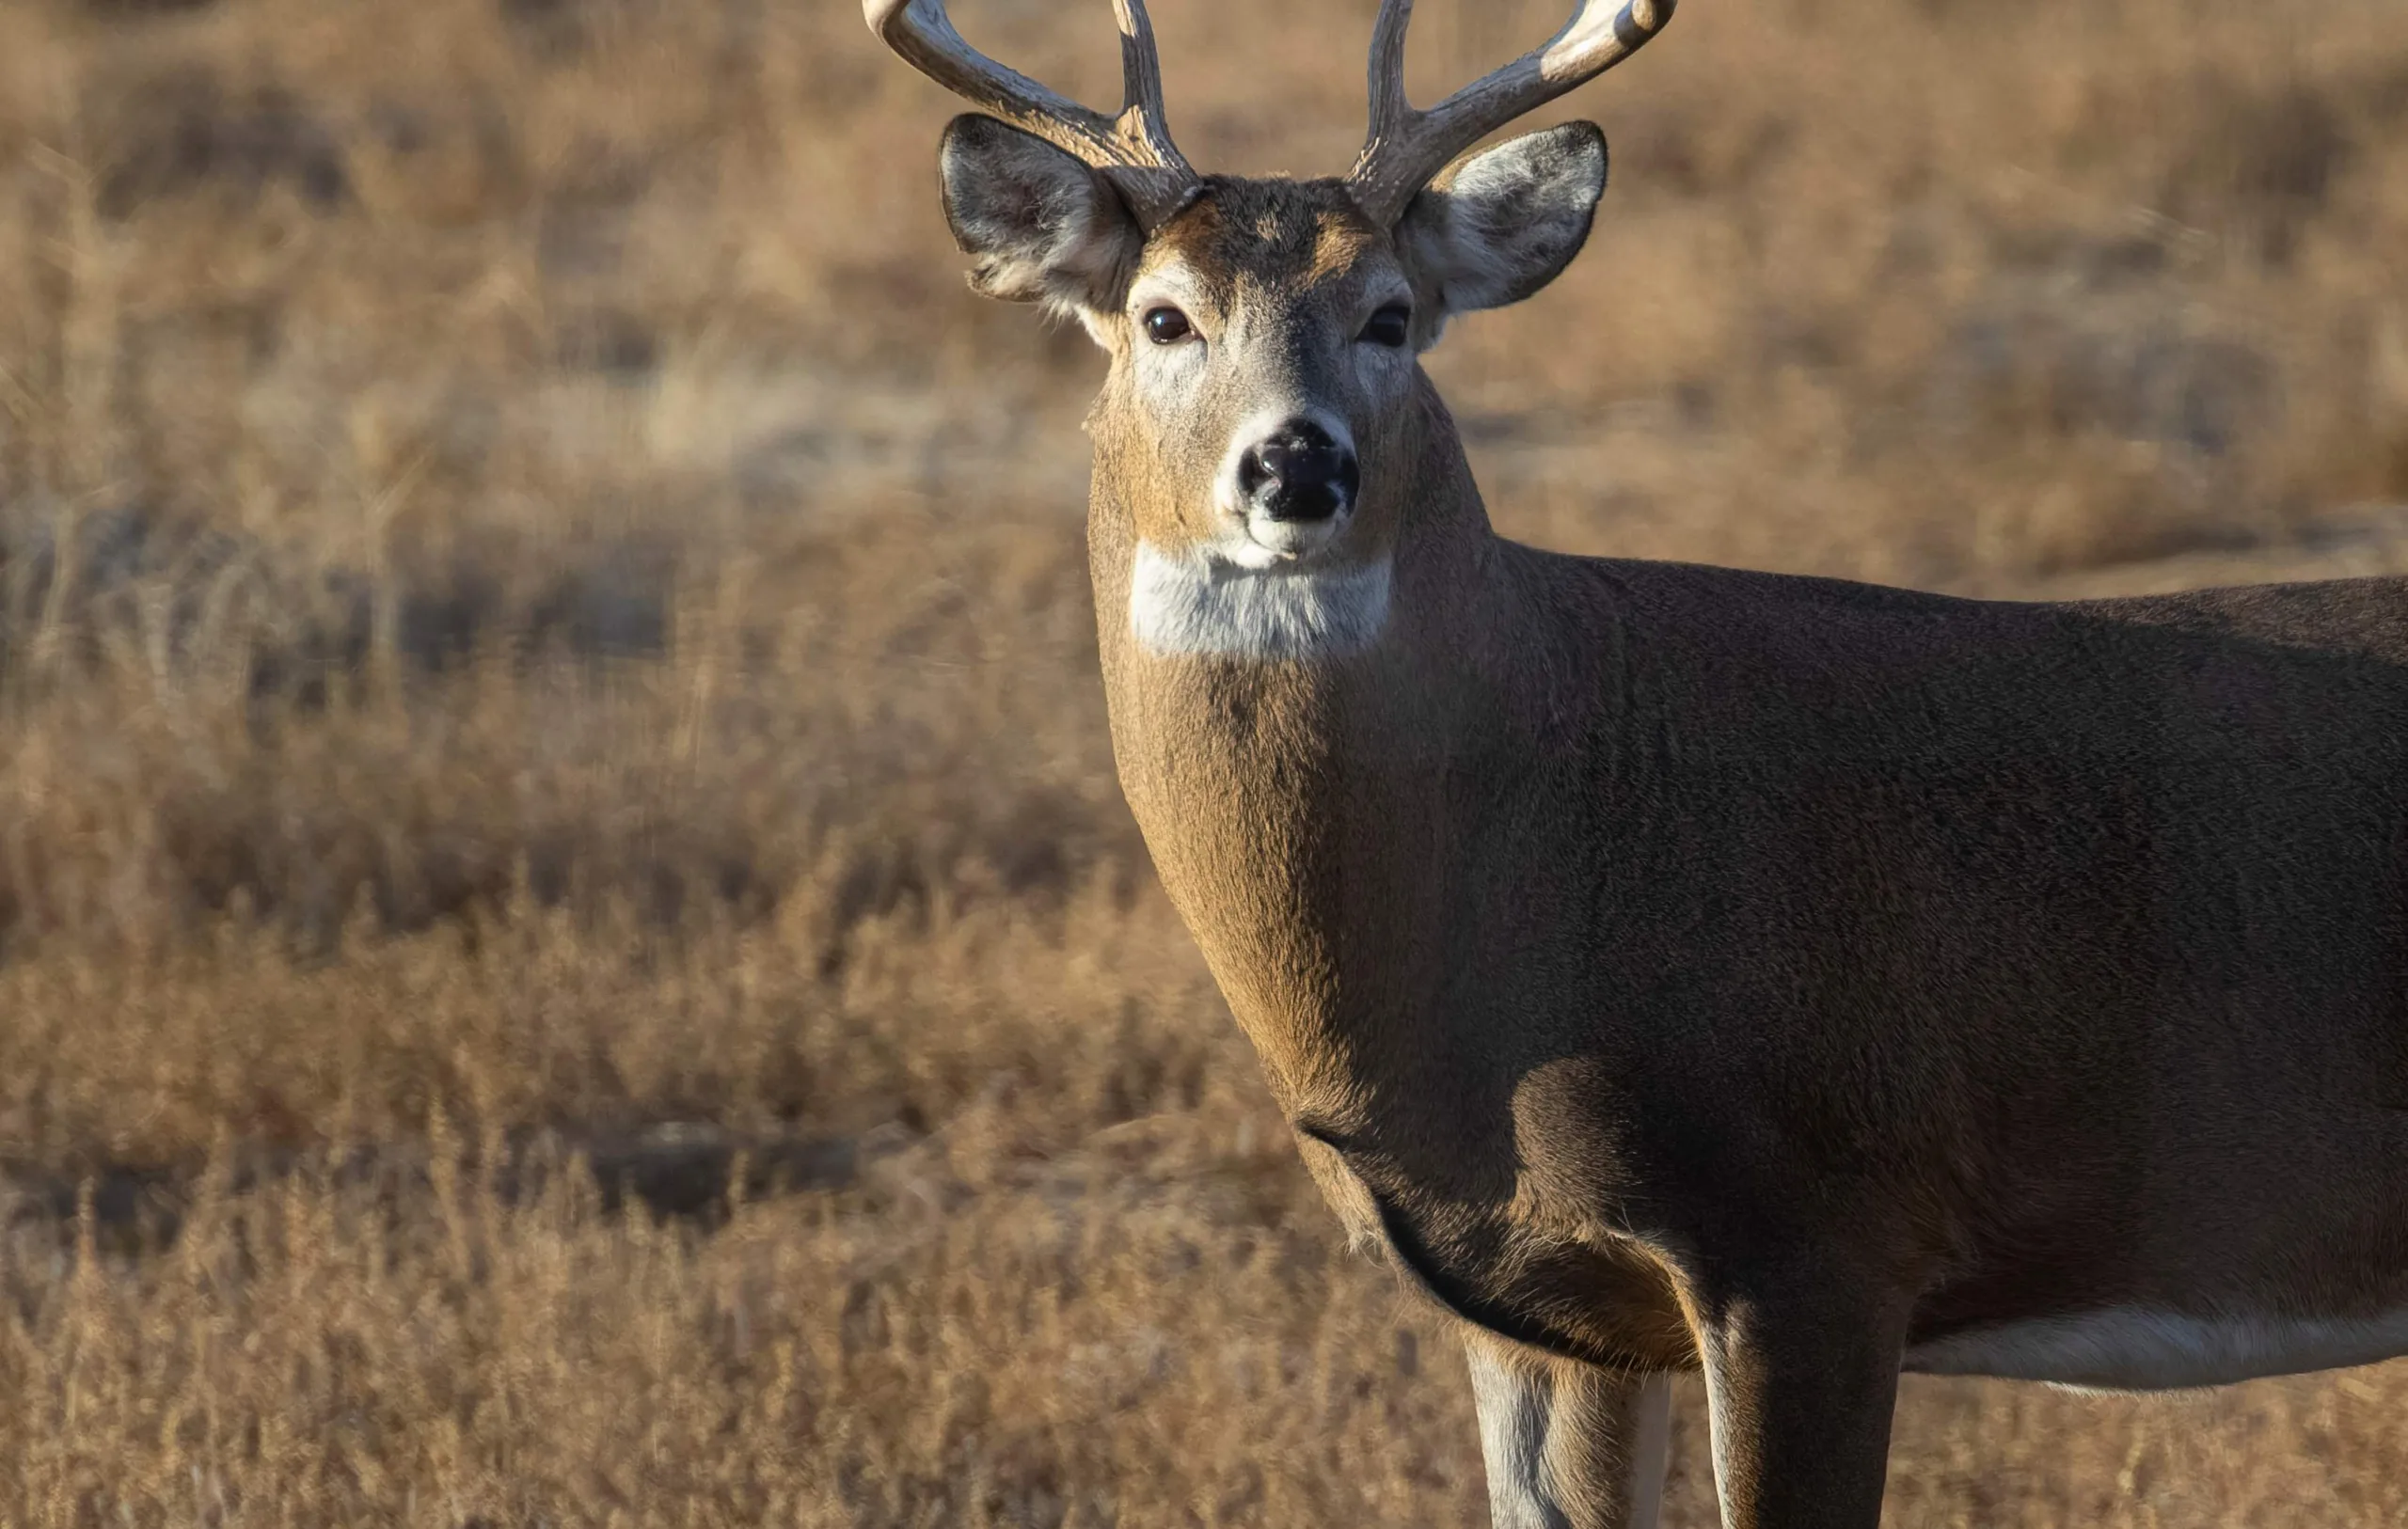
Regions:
[[1359, 305, 1412, 348], [1143, 306, 1195, 344]]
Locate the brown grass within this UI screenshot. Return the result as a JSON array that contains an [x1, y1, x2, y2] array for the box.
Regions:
[[0, 0, 2405, 1521]]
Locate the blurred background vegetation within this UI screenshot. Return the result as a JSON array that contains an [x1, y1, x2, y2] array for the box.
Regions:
[[0, 0, 2403, 1521]]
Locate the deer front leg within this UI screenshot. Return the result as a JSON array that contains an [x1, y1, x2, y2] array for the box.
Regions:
[[1464, 1329, 1674, 1529], [1690, 1266, 1909, 1529]]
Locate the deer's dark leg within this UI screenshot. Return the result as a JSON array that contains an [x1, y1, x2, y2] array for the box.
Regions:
[[1690, 1264, 1909, 1529]]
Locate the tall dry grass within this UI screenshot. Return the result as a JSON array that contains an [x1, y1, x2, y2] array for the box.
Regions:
[[0, 0, 2404, 1521]]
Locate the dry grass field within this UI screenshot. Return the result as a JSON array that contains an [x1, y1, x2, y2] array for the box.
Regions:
[[1, 0, 2405, 1521]]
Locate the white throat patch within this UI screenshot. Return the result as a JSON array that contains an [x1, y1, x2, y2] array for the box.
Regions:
[[1129, 542, 1393, 660]]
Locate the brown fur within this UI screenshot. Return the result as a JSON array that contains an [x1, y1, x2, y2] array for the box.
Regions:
[[1077, 176, 2408, 1528]]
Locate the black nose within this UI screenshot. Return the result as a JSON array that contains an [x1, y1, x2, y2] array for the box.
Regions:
[[1236, 419, 1360, 523]]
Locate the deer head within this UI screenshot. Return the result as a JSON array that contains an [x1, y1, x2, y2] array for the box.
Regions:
[[868, 0, 1671, 628]]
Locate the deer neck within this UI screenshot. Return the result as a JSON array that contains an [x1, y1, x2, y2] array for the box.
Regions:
[[1088, 392, 1517, 1127]]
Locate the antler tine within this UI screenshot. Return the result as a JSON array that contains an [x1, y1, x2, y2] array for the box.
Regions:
[[1348, 0, 1675, 227], [1361, 0, 1417, 178], [864, 0, 1199, 229], [1110, 0, 1187, 166]]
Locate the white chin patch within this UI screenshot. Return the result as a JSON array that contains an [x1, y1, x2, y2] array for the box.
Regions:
[[1129, 541, 1392, 660]]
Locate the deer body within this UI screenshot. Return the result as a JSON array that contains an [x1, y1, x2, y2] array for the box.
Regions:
[[1103, 387, 2408, 1520], [1101, 345, 2408, 1428], [867, 3, 2408, 1522]]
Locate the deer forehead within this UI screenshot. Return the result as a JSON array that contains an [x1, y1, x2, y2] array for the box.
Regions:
[[1134, 180, 1402, 318]]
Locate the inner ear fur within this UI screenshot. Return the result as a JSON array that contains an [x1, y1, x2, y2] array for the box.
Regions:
[[937, 114, 1145, 336], [1394, 120, 1608, 334]]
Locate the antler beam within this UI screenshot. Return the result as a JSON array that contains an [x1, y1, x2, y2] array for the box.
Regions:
[[863, 0, 1202, 229], [1348, 0, 1675, 226]]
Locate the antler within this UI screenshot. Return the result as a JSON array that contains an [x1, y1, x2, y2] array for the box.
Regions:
[[1348, 0, 1675, 226], [864, 0, 1202, 229]]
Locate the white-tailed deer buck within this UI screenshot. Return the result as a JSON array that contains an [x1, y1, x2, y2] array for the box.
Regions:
[[865, 0, 2408, 1522]]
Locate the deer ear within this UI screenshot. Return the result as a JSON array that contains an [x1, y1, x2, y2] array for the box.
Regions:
[[938, 114, 1145, 340], [1394, 121, 1606, 337]]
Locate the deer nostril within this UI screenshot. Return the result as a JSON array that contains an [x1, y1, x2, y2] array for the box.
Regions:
[[1240, 420, 1356, 523], [1237, 446, 1273, 500]]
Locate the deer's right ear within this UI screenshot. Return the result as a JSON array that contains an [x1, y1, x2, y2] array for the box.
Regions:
[[939, 115, 1145, 340]]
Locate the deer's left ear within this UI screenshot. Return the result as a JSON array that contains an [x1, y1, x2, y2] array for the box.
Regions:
[[1394, 121, 1606, 338]]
